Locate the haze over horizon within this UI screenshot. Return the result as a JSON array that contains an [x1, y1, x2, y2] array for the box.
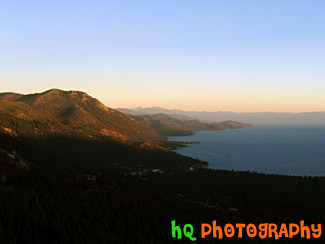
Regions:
[[119, 105, 325, 114], [1, 1, 324, 113]]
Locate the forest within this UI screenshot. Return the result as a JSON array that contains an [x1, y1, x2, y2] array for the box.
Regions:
[[0, 131, 324, 243]]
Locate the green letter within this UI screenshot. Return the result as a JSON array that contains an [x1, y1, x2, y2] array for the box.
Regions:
[[184, 224, 197, 241], [171, 220, 182, 239]]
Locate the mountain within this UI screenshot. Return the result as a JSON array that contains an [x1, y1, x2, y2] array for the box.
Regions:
[[0, 89, 207, 172], [118, 107, 325, 126], [118, 108, 193, 120], [0, 89, 252, 172], [0, 89, 164, 144], [129, 113, 252, 136]]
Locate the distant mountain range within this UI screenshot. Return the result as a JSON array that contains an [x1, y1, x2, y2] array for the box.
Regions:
[[118, 107, 325, 126], [128, 113, 252, 137]]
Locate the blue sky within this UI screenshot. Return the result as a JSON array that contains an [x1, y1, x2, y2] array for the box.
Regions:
[[1, 1, 324, 112]]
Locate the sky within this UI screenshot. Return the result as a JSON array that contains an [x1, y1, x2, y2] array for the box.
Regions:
[[1, 0, 324, 113]]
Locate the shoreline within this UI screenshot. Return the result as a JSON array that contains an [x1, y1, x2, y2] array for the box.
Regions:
[[166, 127, 325, 178], [165, 126, 253, 150]]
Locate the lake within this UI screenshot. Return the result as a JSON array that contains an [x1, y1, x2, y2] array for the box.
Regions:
[[170, 126, 325, 176]]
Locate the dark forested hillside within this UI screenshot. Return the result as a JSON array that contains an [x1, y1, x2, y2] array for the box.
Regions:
[[1, 131, 324, 243], [0, 90, 324, 243]]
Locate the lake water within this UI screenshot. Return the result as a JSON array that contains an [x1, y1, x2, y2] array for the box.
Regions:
[[170, 126, 325, 176]]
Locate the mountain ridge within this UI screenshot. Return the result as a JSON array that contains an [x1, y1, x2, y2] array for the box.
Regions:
[[118, 107, 325, 125], [0, 89, 164, 144], [128, 113, 252, 136]]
